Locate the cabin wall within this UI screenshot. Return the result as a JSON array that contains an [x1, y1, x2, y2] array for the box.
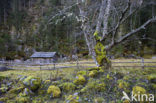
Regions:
[[31, 58, 55, 63]]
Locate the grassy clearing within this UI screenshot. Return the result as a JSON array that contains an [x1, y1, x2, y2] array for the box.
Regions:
[[5, 58, 156, 70], [0, 68, 77, 81]]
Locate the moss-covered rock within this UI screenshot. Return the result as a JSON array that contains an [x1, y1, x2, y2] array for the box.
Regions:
[[47, 85, 61, 98], [73, 75, 86, 85], [61, 82, 76, 92], [23, 88, 33, 96], [9, 87, 24, 94], [132, 86, 146, 95], [22, 76, 41, 91], [16, 93, 30, 103], [16, 96, 30, 103], [89, 70, 98, 77], [65, 93, 81, 103], [81, 80, 106, 93]]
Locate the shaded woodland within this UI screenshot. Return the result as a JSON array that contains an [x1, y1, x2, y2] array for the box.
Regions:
[[0, 0, 156, 61]]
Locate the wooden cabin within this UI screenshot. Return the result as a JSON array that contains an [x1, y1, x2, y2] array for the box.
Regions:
[[30, 52, 58, 63]]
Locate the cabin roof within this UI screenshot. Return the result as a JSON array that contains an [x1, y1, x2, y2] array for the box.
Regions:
[[30, 52, 56, 58]]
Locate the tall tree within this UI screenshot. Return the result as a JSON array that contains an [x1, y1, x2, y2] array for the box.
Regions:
[[77, 0, 156, 69]]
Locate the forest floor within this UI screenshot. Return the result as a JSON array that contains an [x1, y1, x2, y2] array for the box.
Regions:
[[0, 59, 156, 103]]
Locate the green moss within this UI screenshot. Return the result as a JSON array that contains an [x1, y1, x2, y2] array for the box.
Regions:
[[16, 93, 30, 103], [22, 76, 41, 91], [94, 42, 111, 68], [147, 74, 156, 83], [132, 86, 146, 95], [87, 67, 101, 71], [9, 87, 24, 94], [65, 94, 80, 103], [0, 76, 6, 81], [23, 88, 33, 96], [122, 100, 130, 103], [0, 87, 8, 93], [81, 80, 106, 93], [16, 96, 30, 103], [123, 75, 131, 81], [99, 68, 104, 73], [38, 90, 46, 95], [47, 85, 61, 98], [73, 75, 86, 85], [117, 80, 129, 89], [32, 99, 42, 103], [89, 70, 98, 77], [94, 31, 111, 68], [6, 100, 16, 103], [0, 97, 9, 102], [44, 80, 51, 84], [94, 31, 101, 41], [77, 71, 87, 76], [94, 97, 105, 103], [61, 82, 76, 92], [151, 84, 156, 90], [96, 83, 106, 92]]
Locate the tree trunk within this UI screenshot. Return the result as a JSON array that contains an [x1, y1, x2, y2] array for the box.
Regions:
[[93, 0, 112, 69], [94, 41, 111, 69]]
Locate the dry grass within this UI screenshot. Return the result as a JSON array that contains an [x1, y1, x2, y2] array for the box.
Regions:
[[0, 68, 77, 81], [0, 58, 156, 81], [7, 58, 156, 70]]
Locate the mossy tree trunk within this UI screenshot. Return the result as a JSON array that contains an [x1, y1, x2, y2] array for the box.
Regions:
[[94, 41, 111, 69], [94, 31, 111, 69]]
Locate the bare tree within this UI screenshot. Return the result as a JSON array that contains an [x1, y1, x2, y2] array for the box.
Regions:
[[47, 0, 156, 68], [77, 0, 156, 69]]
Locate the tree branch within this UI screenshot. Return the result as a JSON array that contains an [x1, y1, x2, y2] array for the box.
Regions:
[[102, 0, 112, 39], [101, 0, 130, 41], [95, 0, 106, 33], [48, 2, 81, 24], [105, 17, 156, 50]]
